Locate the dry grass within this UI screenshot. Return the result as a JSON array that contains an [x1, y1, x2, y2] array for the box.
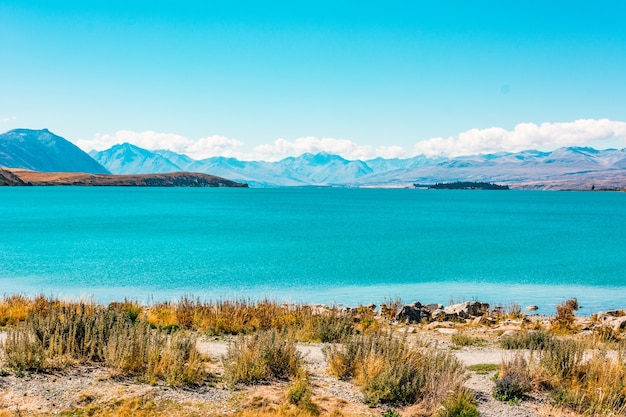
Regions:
[[1, 301, 206, 386], [1, 296, 362, 342], [551, 298, 580, 334], [323, 331, 467, 409], [222, 329, 303, 387]]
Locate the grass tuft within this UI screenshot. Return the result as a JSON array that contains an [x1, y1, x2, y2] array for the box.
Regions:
[[222, 329, 303, 387], [437, 388, 479, 417], [323, 331, 466, 408]]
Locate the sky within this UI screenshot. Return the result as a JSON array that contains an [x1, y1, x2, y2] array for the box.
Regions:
[[1, 1, 625, 161]]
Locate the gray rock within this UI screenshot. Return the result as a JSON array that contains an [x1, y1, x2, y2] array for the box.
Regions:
[[395, 302, 431, 324], [443, 301, 490, 320], [431, 308, 447, 321], [525, 305, 539, 311]]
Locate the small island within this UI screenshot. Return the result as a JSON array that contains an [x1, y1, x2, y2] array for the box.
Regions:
[[414, 181, 509, 190]]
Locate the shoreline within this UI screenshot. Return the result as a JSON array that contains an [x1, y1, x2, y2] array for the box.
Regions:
[[3, 281, 626, 316], [1, 294, 625, 417]]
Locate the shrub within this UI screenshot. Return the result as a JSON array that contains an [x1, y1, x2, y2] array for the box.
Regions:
[[538, 338, 584, 381], [323, 332, 466, 408], [2, 328, 45, 373], [493, 354, 531, 404], [222, 329, 303, 386], [286, 374, 319, 415], [550, 298, 579, 333], [437, 389, 479, 417], [499, 329, 553, 350], [549, 351, 626, 415], [310, 313, 354, 343], [493, 373, 529, 403]]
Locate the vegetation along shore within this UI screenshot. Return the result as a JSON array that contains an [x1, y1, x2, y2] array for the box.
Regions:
[[1, 295, 625, 417]]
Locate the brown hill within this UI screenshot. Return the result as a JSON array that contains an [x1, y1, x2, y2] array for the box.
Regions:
[[0, 169, 248, 187]]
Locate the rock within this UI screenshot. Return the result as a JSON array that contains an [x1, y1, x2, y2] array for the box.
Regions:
[[472, 315, 494, 326], [395, 302, 431, 324], [423, 303, 444, 312], [525, 305, 539, 311], [612, 316, 626, 332], [431, 308, 447, 321], [595, 310, 626, 331], [435, 328, 458, 335], [443, 301, 490, 320]]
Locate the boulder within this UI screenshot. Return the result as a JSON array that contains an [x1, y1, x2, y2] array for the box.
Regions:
[[443, 301, 490, 320], [431, 308, 447, 321], [612, 316, 626, 332], [395, 301, 431, 324], [525, 305, 539, 311], [595, 310, 626, 331]]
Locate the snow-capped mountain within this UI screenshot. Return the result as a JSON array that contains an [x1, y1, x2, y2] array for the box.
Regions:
[[0, 128, 109, 174], [93, 143, 626, 189]]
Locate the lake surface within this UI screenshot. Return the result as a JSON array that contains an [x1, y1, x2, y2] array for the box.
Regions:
[[1, 187, 625, 314]]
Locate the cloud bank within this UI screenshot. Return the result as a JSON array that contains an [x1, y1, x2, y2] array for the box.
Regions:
[[413, 119, 626, 157], [76, 119, 626, 161], [76, 130, 244, 160]]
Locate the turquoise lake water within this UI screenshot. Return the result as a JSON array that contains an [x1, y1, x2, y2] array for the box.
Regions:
[[1, 187, 625, 314]]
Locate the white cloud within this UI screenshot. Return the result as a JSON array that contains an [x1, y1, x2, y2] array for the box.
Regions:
[[76, 130, 244, 160], [412, 119, 626, 157], [76, 119, 626, 162], [0, 116, 16, 124]]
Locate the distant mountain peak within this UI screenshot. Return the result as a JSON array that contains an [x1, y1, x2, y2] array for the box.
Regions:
[[0, 128, 110, 174]]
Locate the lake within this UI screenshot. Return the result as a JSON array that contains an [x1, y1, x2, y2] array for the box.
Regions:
[[1, 187, 625, 314]]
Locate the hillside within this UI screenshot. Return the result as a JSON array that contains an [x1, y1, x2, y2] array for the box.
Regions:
[[0, 129, 109, 174], [0, 169, 248, 187]]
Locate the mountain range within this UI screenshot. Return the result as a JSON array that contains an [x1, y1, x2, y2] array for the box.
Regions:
[[92, 142, 626, 189], [2, 129, 625, 189]]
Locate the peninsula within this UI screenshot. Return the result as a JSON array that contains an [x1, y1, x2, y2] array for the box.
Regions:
[[0, 168, 248, 187]]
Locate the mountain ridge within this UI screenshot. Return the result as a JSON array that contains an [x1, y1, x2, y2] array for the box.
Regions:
[[93, 143, 626, 190]]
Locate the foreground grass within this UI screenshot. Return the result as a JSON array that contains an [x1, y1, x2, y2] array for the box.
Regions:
[[1, 300, 207, 386], [2, 295, 626, 417], [493, 299, 626, 415], [222, 329, 303, 387], [323, 331, 468, 411]]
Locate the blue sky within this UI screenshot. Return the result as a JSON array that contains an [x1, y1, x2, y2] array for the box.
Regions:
[[1, 1, 625, 160]]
